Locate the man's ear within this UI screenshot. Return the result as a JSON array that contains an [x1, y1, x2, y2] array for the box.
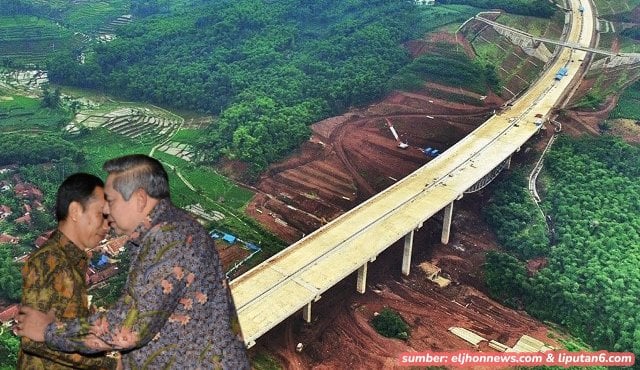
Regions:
[[135, 188, 148, 212], [68, 201, 82, 222]]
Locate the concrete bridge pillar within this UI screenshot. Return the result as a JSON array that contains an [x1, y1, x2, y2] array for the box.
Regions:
[[401, 230, 414, 276], [357, 263, 368, 294], [303, 302, 312, 323], [505, 155, 512, 169], [441, 201, 454, 244]]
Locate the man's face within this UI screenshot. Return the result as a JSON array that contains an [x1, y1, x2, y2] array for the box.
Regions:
[[75, 187, 109, 250], [103, 175, 142, 236]]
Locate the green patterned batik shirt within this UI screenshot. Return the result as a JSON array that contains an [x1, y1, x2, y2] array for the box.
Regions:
[[18, 230, 117, 370]]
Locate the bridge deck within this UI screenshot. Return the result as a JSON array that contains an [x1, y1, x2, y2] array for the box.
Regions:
[[475, 15, 617, 56], [230, 0, 593, 347]]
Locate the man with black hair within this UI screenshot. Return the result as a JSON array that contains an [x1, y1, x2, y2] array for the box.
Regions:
[[17, 173, 117, 369]]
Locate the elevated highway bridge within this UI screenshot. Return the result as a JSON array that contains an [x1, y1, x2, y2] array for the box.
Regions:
[[230, 0, 595, 347], [473, 15, 632, 57]]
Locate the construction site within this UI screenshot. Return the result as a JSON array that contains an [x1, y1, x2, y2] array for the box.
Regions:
[[239, 1, 640, 367]]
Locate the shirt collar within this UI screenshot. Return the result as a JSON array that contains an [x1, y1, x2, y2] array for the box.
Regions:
[[128, 198, 171, 244], [53, 229, 89, 268]]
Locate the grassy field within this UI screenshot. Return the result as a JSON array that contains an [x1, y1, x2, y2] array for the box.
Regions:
[[171, 128, 204, 144], [418, 4, 478, 33], [0, 91, 69, 131], [0, 16, 83, 67], [496, 13, 551, 37], [71, 128, 153, 175], [593, 0, 640, 16], [618, 36, 640, 53], [151, 151, 253, 210], [473, 40, 513, 66], [610, 80, 640, 120]]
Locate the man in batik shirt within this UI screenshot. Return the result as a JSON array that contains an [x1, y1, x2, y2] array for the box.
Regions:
[[18, 173, 117, 369], [17, 154, 249, 369]]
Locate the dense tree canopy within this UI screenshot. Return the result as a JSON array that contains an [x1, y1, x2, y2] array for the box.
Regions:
[[484, 169, 550, 259], [620, 25, 640, 40], [48, 0, 423, 113], [436, 0, 555, 17], [0, 327, 19, 369], [484, 135, 640, 358], [44, 0, 433, 171], [0, 133, 83, 166], [0, 246, 21, 302], [0, 0, 40, 16]]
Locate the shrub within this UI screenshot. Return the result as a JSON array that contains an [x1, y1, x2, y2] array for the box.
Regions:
[[371, 308, 410, 340]]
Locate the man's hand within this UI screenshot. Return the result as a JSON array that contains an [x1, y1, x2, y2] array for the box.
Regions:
[[116, 355, 123, 370], [14, 306, 55, 342]]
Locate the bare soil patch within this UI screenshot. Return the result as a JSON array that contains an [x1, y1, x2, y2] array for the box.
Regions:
[[252, 200, 569, 369], [241, 33, 638, 367], [242, 76, 577, 367], [246, 86, 501, 243]]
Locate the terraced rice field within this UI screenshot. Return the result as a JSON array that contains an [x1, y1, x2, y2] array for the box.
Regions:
[[68, 107, 182, 145], [0, 16, 84, 66]]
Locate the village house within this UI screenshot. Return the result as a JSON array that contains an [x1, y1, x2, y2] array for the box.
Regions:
[[0, 304, 18, 325], [14, 181, 43, 200], [35, 229, 56, 248], [0, 204, 11, 220], [0, 233, 19, 245], [0, 180, 11, 192], [15, 212, 31, 225], [0, 166, 15, 175], [87, 264, 120, 286], [98, 235, 128, 257]]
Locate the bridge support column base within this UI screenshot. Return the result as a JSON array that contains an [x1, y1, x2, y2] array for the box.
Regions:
[[441, 201, 454, 244], [303, 302, 312, 323], [357, 263, 367, 294], [402, 230, 414, 276]]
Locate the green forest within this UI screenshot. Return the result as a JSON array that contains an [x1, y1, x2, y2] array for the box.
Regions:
[[1, 0, 535, 173], [485, 134, 640, 357], [6, 0, 638, 367], [437, 0, 556, 17], [610, 79, 640, 120], [44, 0, 428, 172]]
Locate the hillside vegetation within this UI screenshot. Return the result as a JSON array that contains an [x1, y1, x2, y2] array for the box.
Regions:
[[436, 0, 555, 17], [610, 79, 640, 120], [485, 135, 640, 358], [390, 52, 501, 94], [2, 0, 553, 174], [45, 0, 425, 172], [1, 0, 129, 32]]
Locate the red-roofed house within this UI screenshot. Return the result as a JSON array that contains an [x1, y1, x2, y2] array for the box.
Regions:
[[0, 304, 18, 324], [0, 205, 11, 220], [14, 181, 43, 200], [0, 233, 19, 244], [87, 264, 120, 286], [15, 212, 31, 224], [99, 235, 128, 256], [35, 229, 56, 248]]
